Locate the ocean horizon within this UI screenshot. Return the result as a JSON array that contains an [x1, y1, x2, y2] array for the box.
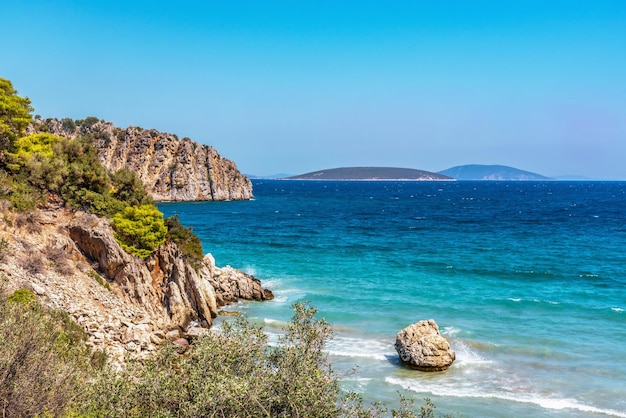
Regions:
[[159, 179, 626, 417]]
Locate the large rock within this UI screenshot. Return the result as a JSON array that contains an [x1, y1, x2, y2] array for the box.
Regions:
[[31, 118, 253, 201], [203, 254, 274, 306], [68, 211, 272, 331], [395, 319, 455, 371]]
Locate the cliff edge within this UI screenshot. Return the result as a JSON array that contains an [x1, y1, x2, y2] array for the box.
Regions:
[[0, 201, 272, 366], [32, 117, 253, 201]]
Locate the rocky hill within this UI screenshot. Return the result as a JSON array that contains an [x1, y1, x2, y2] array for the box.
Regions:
[[438, 164, 552, 180], [31, 117, 253, 201], [287, 167, 452, 180], [0, 200, 272, 366]]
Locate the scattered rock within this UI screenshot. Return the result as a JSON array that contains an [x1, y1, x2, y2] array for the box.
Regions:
[[186, 326, 209, 341], [172, 338, 190, 354], [218, 311, 242, 317], [166, 329, 182, 341], [395, 319, 455, 371]]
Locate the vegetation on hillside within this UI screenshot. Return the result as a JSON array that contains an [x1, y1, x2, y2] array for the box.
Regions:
[[0, 77, 196, 260], [0, 77, 450, 417], [0, 284, 446, 417], [0, 285, 101, 417]]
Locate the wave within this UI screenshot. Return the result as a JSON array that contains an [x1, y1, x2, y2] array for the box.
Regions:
[[451, 339, 493, 366], [612, 307, 624, 313], [327, 336, 395, 361], [385, 377, 626, 417]]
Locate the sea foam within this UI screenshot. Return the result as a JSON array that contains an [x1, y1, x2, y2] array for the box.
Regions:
[[385, 377, 626, 417]]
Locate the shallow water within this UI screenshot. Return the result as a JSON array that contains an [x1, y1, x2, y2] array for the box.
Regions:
[[159, 180, 626, 417]]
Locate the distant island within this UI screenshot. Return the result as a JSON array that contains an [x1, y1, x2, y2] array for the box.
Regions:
[[438, 164, 552, 180], [286, 167, 452, 181]]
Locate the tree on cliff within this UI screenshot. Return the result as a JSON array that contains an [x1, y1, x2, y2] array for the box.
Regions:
[[0, 78, 33, 156]]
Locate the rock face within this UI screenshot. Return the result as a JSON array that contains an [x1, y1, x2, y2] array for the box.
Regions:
[[31, 118, 253, 201], [0, 204, 272, 366], [395, 319, 455, 371]]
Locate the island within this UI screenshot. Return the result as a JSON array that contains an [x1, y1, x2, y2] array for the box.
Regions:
[[286, 167, 452, 180], [438, 164, 552, 180]]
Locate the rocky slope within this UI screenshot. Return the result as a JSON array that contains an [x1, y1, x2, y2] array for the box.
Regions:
[[0, 199, 272, 366], [31, 117, 253, 201]]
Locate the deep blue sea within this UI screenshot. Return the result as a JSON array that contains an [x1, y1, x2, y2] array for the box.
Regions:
[[159, 180, 626, 417]]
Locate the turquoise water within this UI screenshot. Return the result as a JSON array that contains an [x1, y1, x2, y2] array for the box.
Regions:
[[159, 180, 626, 417]]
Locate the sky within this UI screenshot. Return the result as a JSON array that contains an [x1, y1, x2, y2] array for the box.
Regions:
[[2, 1, 626, 179]]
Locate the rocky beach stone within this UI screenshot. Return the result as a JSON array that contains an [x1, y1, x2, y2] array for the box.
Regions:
[[395, 319, 455, 371]]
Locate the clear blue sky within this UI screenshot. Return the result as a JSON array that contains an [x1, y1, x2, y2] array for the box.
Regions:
[[3, 1, 625, 178]]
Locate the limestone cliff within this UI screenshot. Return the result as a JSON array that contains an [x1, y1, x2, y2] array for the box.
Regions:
[[31, 117, 253, 201], [0, 201, 272, 366]]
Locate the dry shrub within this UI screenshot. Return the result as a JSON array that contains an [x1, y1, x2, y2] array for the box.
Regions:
[[18, 251, 45, 276], [14, 211, 41, 234], [0, 289, 92, 417], [44, 243, 74, 276]]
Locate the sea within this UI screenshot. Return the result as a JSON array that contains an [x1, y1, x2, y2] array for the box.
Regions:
[[159, 180, 626, 417]]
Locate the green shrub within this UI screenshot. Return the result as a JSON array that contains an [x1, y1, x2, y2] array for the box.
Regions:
[[61, 117, 76, 131], [73, 188, 126, 217], [0, 288, 93, 417], [79, 302, 340, 417], [77, 302, 445, 417], [5, 133, 63, 171], [112, 204, 167, 258], [165, 214, 203, 268], [110, 169, 153, 207], [0, 78, 33, 153], [7, 288, 36, 305]]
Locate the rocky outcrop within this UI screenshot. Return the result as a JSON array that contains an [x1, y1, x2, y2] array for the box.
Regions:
[[0, 205, 272, 366], [395, 319, 455, 371], [31, 117, 253, 201], [67, 211, 272, 330]]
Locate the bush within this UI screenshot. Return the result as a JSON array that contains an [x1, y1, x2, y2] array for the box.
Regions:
[[79, 302, 340, 417], [78, 302, 446, 417], [0, 78, 33, 153], [0, 288, 93, 417], [72, 188, 127, 217], [110, 169, 153, 207], [5, 133, 63, 171], [112, 205, 167, 258], [0, 237, 8, 262], [165, 214, 203, 268]]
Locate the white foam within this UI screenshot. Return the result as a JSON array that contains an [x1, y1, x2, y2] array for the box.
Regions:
[[451, 340, 492, 366], [242, 265, 257, 276], [612, 307, 624, 313], [442, 326, 461, 336], [507, 298, 522, 302], [385, 378, 626, 417], [327, 336, 394, 361]]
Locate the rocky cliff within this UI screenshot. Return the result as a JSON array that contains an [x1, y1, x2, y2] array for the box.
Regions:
[[0, 200, 272, 366], [31, 117, 253, 201]]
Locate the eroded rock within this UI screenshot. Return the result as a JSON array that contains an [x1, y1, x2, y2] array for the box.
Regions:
[[395, 319, 455, 371]]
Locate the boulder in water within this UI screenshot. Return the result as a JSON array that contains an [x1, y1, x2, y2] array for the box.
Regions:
[[394, 319, 455, 371]]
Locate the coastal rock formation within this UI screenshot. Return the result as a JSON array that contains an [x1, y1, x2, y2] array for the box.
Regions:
[[0, 203, 271, 366], [31, 117, 253, 201], [395, 319, 455, 371]]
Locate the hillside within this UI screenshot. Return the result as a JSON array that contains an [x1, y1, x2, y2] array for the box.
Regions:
[[31, 117, 253, 201], [287, 167, 452, 180], [438, 164, 552, 180]]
